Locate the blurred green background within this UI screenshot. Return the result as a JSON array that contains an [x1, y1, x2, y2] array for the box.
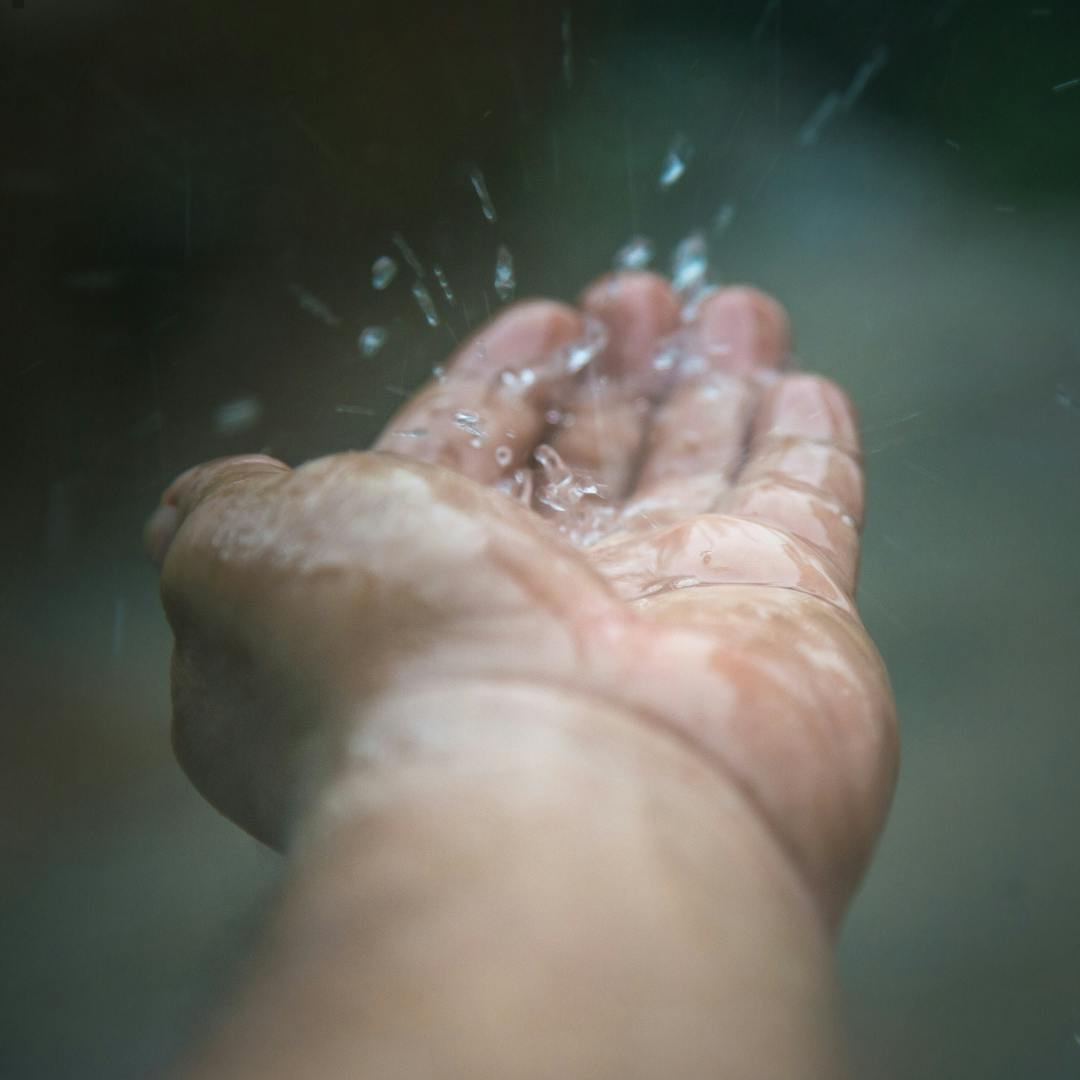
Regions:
[[3, 1, 1080, 1076]]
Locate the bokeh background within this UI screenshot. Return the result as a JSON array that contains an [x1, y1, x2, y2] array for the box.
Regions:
[[3, 1, 1080, 1076]]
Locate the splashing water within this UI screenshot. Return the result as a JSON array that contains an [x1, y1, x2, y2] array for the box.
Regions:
[[433, 265, 456, 305], [288, 284, 341, 327], [614, 236, 654, 270], [469, 166, 498, 223], [559, 315, 608, 374], [358, 326, 388, 357], [453, 409, 487, 441], [372, 256, 397, 290], [713, 203, 737, 233], [393, 233, 425, 277], [494, 245, 516, 301], [671, 233, 708, 294], [659, 133, 694, 189], [411, 281, 439, 327], [215, 397, 262, 435]]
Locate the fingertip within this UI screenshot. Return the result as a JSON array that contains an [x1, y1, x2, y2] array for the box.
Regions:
[[756, 374, 860, 453], [577, 271, 681, 373], [693, 285, 792, 374]]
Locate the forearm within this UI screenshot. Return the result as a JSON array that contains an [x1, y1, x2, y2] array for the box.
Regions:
[[177, 683, 847, 1080]]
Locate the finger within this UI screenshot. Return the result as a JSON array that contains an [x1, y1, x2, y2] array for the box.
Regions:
[[619, 286, 791, 528], [373, 300, 585, 485], [723, 374, 864, 590], [145, 454, 290, 566], [542, 272, 681, 506]]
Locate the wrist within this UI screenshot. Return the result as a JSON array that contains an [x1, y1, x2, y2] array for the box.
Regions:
[[189, 681, 847, 1079]]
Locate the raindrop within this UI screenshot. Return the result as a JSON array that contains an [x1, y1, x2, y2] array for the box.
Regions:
[[288, 284, 341, 326], [713, 203, 737, 233], [411, 281, 439, 327], [454, 409, 487, 440], [433, 264, 456, 305], [358, 326, 388, 357], [560, 315, 608, 373], [659, 133, 694, 190], [392, 232, 425, 277], [215, 396, 262, 435], [614, 236, 654, 271], [372, 256, 397, 290], [494, 245, 516, 302], [671, 233, 708, 293], [469, 166, 498, 223], [798, 91, 842, 147]]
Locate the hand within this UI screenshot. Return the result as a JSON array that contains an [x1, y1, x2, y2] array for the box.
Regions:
[[147, 272, 897, 926]]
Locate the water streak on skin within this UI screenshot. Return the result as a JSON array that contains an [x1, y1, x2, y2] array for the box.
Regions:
[[588, 515, 854, 614]]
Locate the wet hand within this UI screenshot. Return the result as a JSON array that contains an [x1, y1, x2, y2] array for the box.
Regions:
[[146, 272, 896, 925]]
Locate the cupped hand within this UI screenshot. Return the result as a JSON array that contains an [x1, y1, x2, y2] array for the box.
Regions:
[[147, 272, 897, 924]]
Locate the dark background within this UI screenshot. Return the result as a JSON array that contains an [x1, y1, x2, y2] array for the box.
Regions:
[[3, 1, 1080, 1076]]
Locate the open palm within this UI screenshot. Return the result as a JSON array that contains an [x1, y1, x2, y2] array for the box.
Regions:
[[149, 273, 896, 927]]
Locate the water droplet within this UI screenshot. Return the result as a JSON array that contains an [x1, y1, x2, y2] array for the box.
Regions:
[[469, 437, 484, 449], [495, 468, 534, 506], [841, 513, 856, 528], [560, 315, 608, 373], [358, 326, 388, 357], [659, 133, 694, 189], [494, 245, 515, 301], [798, 90, 843, 148], [544, 408, 563, 425], [614, 236, 654, 270], [288, 284, 341, 326], [411, 281, 439, 327], [215, 397, 262, 435], [713, 203, 737, 233], [432, 364, 447, 383], [652, 343, 678, 370], [433, 264, 456, 305], [372, 256, 397, 290], [671, 233, 708, 293], [469, 165, 498, 223], [454, 410, 487, 440], [392, 233, 425, 277], [495, 445, 513, 467], [700, 550, 713, 565], [394, 427, 428, 439], [672, 577, 700, 589]]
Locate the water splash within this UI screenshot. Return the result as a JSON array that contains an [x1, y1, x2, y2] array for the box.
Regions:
[[469, 166, 498, 223], [411, 281, 439, 327], [372, 256, 397, 290], [392, 233, 425, 277], [560, 315, 608, 374], [614, 236, 654, 270], [671, 233, 708, 293], [494, 245, 516, 301], [659, 133, 694, 189], [453, 410, 487, 441], [215, 397, 262, 435], [713, 203, 737, 233], [288, 284, 341, 326], [358, 326, 388, 357], [433, 264, 456, 305]]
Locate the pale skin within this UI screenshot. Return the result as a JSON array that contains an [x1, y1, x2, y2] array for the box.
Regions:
[[147, 272, 898, 1079]]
